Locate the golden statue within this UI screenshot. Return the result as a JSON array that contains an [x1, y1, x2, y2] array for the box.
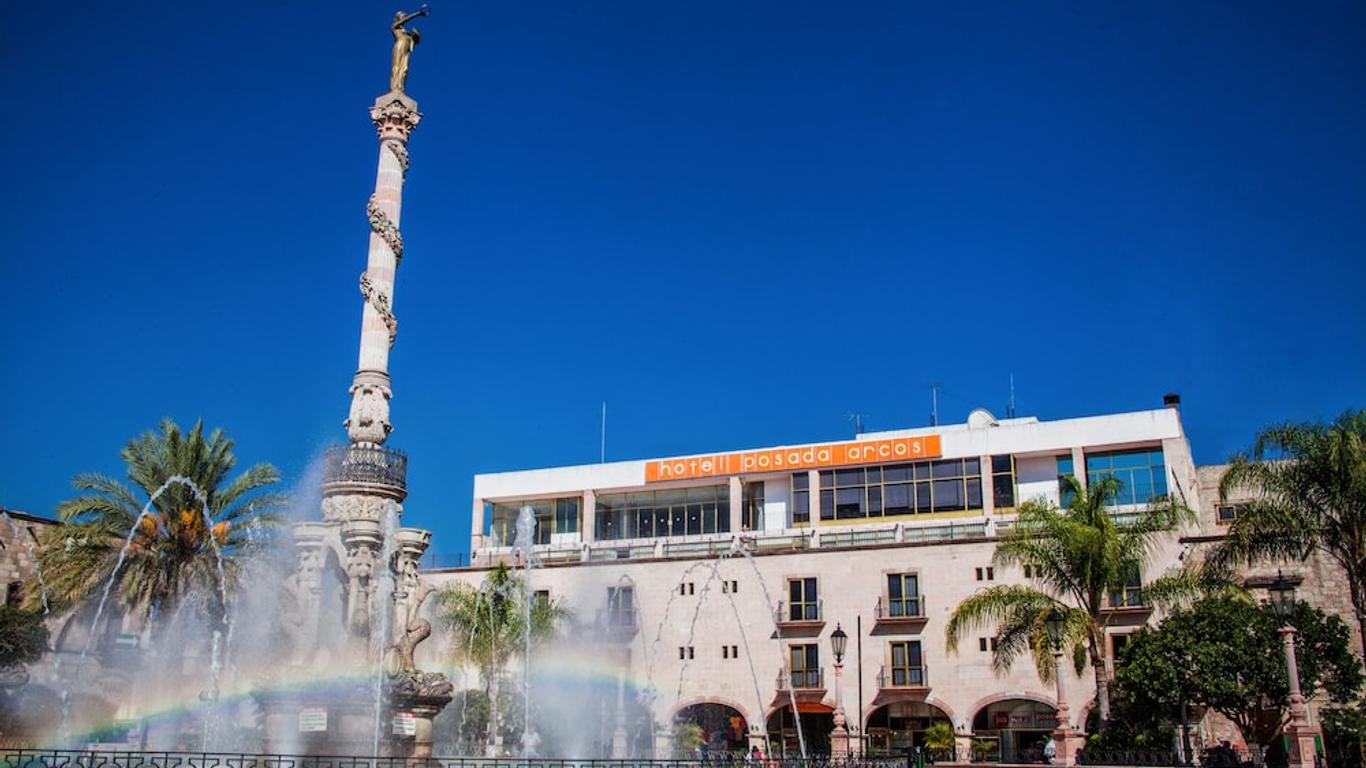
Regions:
[[390, 6, 429, 93]]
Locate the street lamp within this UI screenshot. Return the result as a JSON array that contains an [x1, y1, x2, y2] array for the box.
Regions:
[[829, 624, 852, 759], [1044, 608, 1075, 766], [1268, 571, 1321, 768]]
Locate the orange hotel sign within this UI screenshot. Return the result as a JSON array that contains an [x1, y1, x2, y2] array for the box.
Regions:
[[645, 435, 942, 483]]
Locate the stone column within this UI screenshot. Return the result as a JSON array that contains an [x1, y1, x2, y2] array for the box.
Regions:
[[583, 490, 597, 543], [290, 523, 330, 666], [808, 469, 823, 523], [341, 519, 384, 658], [346, 92, 421, 448]]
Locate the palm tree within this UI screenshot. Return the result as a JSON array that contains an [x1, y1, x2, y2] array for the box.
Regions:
[[435, 563, 566, 754], [946, 474, 1203, 726], [1208, 409, 1366, 644], [35, 419, 284, 638]]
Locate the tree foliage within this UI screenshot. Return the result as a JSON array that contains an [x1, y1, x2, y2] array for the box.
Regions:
[[36, 419, 284, 632], [1208, 410, 1366, 642], [434, 563, 568, 752], [1116, 595, 1362, 748], [946, 474, 1210, 724], [0, 606, 49, 667]]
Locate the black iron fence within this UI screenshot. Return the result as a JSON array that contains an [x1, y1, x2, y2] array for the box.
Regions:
[[0, 753, 913, 768]]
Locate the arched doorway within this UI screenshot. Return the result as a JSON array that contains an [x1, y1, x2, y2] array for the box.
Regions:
[[766, 704, 833, 756], [675, 702, 749, 756], [971, 698, 1057, 764], [865, 701, 952, 755]]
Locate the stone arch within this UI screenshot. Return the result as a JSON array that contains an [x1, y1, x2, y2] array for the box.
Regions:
[[967, 694, 1060, 764], [966, 690, 1058, 724], [674, 698, 753, 752], [862, 698, 956, 754], [861, 695, 957, 731]]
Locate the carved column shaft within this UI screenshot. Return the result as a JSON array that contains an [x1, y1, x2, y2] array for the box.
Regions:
[[346, 92, 420, 446]]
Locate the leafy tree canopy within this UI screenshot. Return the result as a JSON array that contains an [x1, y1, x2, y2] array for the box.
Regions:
[[1116, 595, 1361, 748], [0, 606, 49, 667]]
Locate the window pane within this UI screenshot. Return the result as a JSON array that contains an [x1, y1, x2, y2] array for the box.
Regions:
[[932, 460, 963, 479], [964, 458, 981, 476], [790, 580, 802, 603], [1056, 457, 1074, 475], [865, 466, 881, 484], [992, 455, 1013, 473], [933, 479, 964, 511], [794, 491, 809, 514], [656, 509, 671, 536], [819, 471, 834, 489], [994, 475, 1015, 508], [887, 574, 902, 599], [686, 504, 702, 535], [792, 473, 808, 491], [892, 643, 906, 666], [904, 575, 918, 596], [804, 578, 817, 601], [836, 488, 864, 518], [967, 478, 983, 508], [820, 490, 834, 520], [914, 462, 932, 480], [915, 482, 932, 512], [884, 464, 910, 482], [884, 484, 911, 513], [717, 500, 731, 532], [868, 486, 882, 514], [835, 468, 864, 486]]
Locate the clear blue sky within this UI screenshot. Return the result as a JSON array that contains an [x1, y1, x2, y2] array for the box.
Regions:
[[2, 2, 1363, 562]]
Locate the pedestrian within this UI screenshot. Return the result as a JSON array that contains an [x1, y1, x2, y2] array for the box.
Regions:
[[750, 745, 764, 768], [1044, 736, 1057, 765]]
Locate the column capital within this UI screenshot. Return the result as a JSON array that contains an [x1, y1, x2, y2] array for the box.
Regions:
[[371, 91, 422, 143]]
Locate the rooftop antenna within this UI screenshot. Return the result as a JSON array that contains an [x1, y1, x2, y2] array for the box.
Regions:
[[929, 384, 940, 426], [1007, 373, 1017, 419], [846, 412, 868, 436], [600, 401, 607, 463]]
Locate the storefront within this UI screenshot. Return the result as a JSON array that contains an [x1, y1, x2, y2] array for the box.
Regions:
[[972, 700, 1057, 763]]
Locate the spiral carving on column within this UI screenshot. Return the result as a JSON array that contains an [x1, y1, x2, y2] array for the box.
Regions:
[[359, 272, 399, 348], [385, 139, 410, 178], [366, 195, 405, 265]]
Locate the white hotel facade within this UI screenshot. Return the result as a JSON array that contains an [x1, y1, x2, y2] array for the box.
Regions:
[[419, 400, 1352, 759]]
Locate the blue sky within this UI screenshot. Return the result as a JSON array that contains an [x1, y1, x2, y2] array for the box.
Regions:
[[2, 1, 1363, 563]]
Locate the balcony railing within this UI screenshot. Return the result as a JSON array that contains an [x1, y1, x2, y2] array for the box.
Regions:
[[774, 599, 824, 624], [321, 444, 407, 494], [775, 667, 825, 691], [875, 595, 926, 620], [1105, 588, 1145, 610], [877, 664, 928, 689]]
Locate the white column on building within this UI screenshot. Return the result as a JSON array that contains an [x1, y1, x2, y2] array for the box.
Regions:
[[979, 454, 995, 517], [729, 476, 743, 533], [1071, 447, 1087, 490], [470, 498, 485, 554], [583, 489, 597, 543]]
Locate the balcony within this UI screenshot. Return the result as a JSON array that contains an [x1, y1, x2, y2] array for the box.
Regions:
[[321, 444, 407, 498], [773, 667, 827, 706], [874, 595, 928, 630], [594, 607, 639, 643], [774, 600, 825, 632], [877, 664, 928, 690]]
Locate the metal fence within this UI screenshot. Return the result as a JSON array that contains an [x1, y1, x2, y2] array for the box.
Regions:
[[0, 752, 916, 768]]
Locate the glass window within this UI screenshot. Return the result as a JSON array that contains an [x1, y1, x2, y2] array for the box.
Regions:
[[743, 481, 765, 531], [991, 455, 1016, 509], [889, 640, 924, 686], [788, 577, 819, 621], [1108, 565, 1143, 608], [594, 487, 729, 541], [886, 573, 921, 617], [1057, 456, 1076, 507], [790, 644, 821, 688], [1085, 448, 1168, 506], [490, 497, 582, 546]]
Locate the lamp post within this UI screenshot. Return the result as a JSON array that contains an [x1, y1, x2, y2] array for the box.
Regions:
[[1045, 608, 1078, 767], [829, 624, 851, 759], [1268, 571, 1323, 768]]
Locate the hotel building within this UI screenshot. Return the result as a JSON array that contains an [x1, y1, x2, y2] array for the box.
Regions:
[[420, 400, 1356, 759]]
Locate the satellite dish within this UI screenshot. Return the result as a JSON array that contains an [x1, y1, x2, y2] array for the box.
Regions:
[[967, 408, 998, 428]]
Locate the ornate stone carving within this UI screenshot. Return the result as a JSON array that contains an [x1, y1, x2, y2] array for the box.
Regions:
[[322, 493, 401, 523], [388, 668, 453, 702], [386, 581, 433, 673], [370, 96, 422, 144], [344, 378, 393, 444], [385, 139, 410, 178], [367, 194, 405, 265], [359, 271, 399, 348]]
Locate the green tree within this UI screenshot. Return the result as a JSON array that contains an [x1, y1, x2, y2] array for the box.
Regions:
[[946, 474, 1209, 725], [36, 419, 284, 636], [0, 606, 49, 668], [435, 563, 567, 753], [1208, 410, 1366, 644], [1116, 595, 1362, 749]]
